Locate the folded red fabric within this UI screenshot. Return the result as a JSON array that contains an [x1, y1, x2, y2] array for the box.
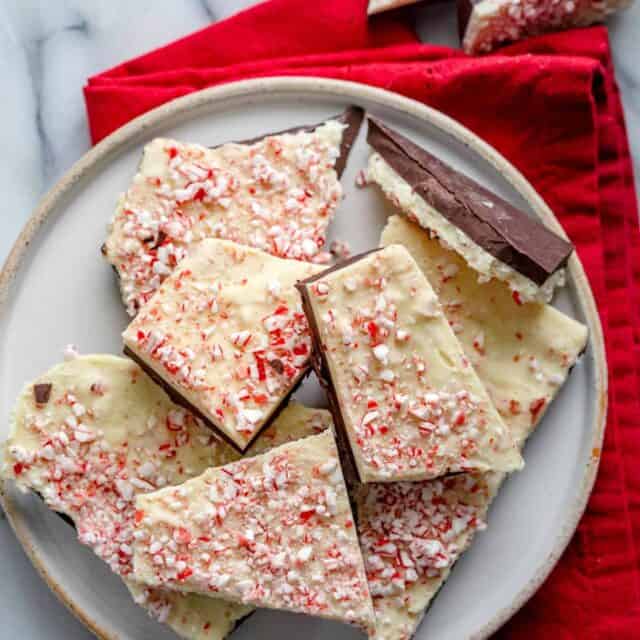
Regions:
[[84, 0, 640, 636]]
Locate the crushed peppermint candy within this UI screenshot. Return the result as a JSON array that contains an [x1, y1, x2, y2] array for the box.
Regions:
[[103, 120, 347, 315], [357, 475, 490, 640], [131, 431, 374, 629], [330, 239, 352, 260], [301, 244, 521, 482], [3, 354, 332, 639], [359, 477, 488, 598], [123, 240, 321, 450]]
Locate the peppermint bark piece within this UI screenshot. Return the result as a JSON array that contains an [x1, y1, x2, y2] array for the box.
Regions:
[[123, 239, 322, 452], [381, 215, 589, 446], [356, 474, 498, 640], [366, 117, 573, 304], [458, 0, 632, 54], [298, 244, 523, 483], [353, 216, 589, 640], [1, 353, 331, 640], [132, 430, 375, 631], [104, 107, 363, 315]]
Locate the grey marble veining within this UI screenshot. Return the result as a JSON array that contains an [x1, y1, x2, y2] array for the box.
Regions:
[[0, 1, 638, 638]]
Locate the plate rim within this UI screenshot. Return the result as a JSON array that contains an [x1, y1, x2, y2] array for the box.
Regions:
[[0, 75, 607, 640]]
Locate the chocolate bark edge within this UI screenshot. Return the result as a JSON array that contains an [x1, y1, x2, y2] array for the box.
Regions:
[[224, 106, 364, 178], [366, 116, 573, 285], [295, 249, 384, 486], [296, 283, 362, 487], [123, 346, 310, 454]]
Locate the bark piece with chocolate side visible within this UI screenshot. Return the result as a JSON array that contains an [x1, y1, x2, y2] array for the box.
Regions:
[[131, 430, 375, 631], [122, 239, 322, 452], [2, 353, 331, 640], [458, 0, 632, 55], [366, 117, 573, 304], [103, 107, 363, 315], [353, 215, 589, 640], [297, 244, 523, 483]]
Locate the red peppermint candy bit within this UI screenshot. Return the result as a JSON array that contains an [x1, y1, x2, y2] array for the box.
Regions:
[[177, 567, 194, 581], [175, 527, 192, 544], [529, 398, 546, 424], [299, 509, 316, 523], [366, 321, 379, 343], [509, 399, 521, 415]]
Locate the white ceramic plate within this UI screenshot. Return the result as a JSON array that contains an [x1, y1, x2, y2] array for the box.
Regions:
[[0, 77, 606, 640]]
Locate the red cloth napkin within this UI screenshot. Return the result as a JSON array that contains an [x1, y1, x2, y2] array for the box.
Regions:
[[85, 1, 640, 636]]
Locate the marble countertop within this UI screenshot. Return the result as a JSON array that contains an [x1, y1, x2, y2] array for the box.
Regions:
[[0, 1, 638, 638]]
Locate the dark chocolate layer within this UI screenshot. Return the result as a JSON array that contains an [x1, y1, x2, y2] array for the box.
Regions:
[[123, 346, 309, 454], [367, 117, 573, 285], [220, 106, 364, 178]]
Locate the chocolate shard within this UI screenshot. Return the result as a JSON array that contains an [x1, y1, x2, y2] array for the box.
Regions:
[[334, 106, 365, 177], [33, 383, 52, 405], [224, 106, 364, 178], [366, 116, 573, 286]]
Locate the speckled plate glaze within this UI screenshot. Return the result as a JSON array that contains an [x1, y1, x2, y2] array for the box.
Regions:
[[0, 77, 606, 640]]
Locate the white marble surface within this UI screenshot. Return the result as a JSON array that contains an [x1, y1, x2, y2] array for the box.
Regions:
[[0, 1, 638, 638]]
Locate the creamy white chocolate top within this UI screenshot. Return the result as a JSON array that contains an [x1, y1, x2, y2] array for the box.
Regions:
[[302, 244, 522, 482], [356, 216, 589, 640], [367, 152, 566, 304], [123, 239, 322, 450], [381, 216, 588, 447], [104, 120, 346, 315], [1, 354, 331, 640], [132, 431, 375, 631]]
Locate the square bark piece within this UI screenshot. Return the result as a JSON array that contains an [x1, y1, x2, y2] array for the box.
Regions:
[[123, 239, 322, 451]]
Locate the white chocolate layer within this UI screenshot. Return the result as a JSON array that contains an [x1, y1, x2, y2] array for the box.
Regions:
[[381, 216, 588, 446], [123, 239, 322, 450], [357, 216, 588, 640], [1, 354, 330, 640], [302, 244, 523, 483], [367, 152, 566, 304], [104, 120, 345, 315], [132, 431, 375, 631]]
